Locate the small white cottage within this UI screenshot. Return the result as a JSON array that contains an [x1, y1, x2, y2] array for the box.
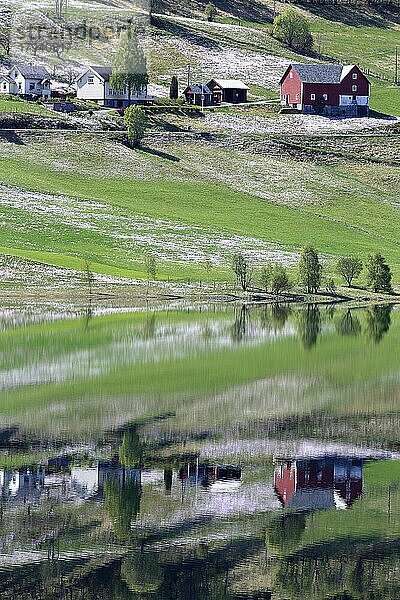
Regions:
[[0, 74, 18, 95], [0, 65, 51, 99]]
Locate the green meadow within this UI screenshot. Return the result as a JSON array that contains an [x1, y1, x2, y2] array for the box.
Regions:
[[0, 132, 399, 284]]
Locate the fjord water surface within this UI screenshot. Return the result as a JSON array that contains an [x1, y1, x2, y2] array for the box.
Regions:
[[0, 302, 399, 599]]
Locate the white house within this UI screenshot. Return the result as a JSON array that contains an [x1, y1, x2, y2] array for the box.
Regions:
[[0, 65, 51, 99], [76, 66, 154, 108], [0, 74, 18, 95]]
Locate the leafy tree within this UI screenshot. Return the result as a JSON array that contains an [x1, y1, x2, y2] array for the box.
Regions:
[[298, 245, 322, 293], [205, 2, 217, 22], [366, 253, 393, 293], [259, 262, 273, 293], [232, 253, 252, 291], [169, 75, 179, 100], [110, 26, 148, 105], [337, 256, 363, 287], [124, 105, 147, 147], [325, 278, 336, 295], [0, 9, 12, 56], [271, 265, 291, 295], [273, 9, 313, 52], [144, 252, 157, 281]]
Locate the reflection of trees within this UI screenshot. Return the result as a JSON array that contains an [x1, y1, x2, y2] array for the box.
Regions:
[[121, 550, 164, 594], [335, 309, 361, 337], [260, 304, 292, 332], [231, 305, 250, 342], [266, 512, 306, 556], [104, 476, 142, 539], [296, 304, 321, 349], [119, 426, 143, 468], [141, 312, 156, 340], [271, 304, 292, 330], [274, 550, 400, 600], [365, 305, 392, 344]]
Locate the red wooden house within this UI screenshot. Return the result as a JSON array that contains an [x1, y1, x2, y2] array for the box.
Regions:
[[280, 64, 370, 117]]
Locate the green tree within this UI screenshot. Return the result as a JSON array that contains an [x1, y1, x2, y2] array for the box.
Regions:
[[298, 245, 322, 293], [271, 264, 291, 295], [273, 9, 313, 52], [259, 262, 273, 293], [337, 256, 363, 287], [124, 105, 147, 147], [144, 252, 157, 281], [205, 2, 217, 22], [110, 26, 148, 106], [0, 9, 12, 56], [366, 253, 393, 293], [169, 75, 179, 99], [233, 253, 252, 291]]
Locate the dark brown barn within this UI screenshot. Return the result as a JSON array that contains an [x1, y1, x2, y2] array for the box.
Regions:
[[183, 84, 213, 106], [280, 64, 370, 117], [207, 79, 249, 104]]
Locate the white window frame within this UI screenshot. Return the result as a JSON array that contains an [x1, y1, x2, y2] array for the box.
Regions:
[[323, 93, 328, 101], [310, 93, 316, 100], [88, 76, 94, 85], [352, 73, 358, 80], [352, 85, 357, 92], [289, 72, 293, 79]]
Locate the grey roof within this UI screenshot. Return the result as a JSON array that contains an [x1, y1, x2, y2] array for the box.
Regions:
[[89, 66, 112, 81], [13, 64, 51, 80], [0, 74, 15, 83], [291, 63, 347, 84], [185, 84, 212, 95]]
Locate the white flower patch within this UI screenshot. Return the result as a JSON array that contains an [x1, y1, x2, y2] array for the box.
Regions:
[[0, 186, 299, 267]]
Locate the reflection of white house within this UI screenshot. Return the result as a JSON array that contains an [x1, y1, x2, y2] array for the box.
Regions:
[[71, 462, 142, 498], [0, 65, 52, 99], [0, 468, 45, 499], [76, 66, 155, 108]]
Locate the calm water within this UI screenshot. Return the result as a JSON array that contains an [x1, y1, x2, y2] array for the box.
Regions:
[[0, 301, 399, 599]]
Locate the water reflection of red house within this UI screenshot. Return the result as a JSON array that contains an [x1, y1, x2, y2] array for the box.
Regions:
[[274, 457, 363, 511]]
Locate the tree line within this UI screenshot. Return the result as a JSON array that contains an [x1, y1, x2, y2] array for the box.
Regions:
[[232, 246, 394, 295]]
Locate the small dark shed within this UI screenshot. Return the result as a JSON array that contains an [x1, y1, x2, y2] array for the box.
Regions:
[[207, 79, 249, 104], [183, 84, 213, 106]]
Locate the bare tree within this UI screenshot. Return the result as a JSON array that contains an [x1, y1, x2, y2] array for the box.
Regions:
[[55, 0, 68, 20], [0, 9, 13, 56]]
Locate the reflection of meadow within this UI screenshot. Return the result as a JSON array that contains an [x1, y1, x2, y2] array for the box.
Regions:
[[0, 304, 398, 439]]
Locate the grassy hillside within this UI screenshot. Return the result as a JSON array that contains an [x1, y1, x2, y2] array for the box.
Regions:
[[0, 129, 399, 285], [0, 0, 398, 288]]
